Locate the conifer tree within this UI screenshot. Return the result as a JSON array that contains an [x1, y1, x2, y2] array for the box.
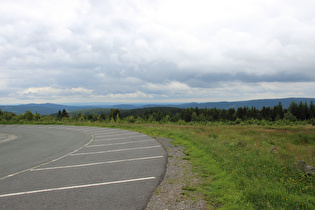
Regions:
[[57, 110, 62, 119], [310, 100, 315, 119], [61, 109, 69, 118]]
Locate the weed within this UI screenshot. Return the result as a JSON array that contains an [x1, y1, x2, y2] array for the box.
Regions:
[[208, 133, 218, 139], [294, 134, 314, 145], [182, 186, 197, 191]]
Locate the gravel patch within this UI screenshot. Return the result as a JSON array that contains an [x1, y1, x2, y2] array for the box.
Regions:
[[146, 137, 207, 210]]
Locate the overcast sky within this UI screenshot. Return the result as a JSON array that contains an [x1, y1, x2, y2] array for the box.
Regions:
[[1, 0, 315, 104]]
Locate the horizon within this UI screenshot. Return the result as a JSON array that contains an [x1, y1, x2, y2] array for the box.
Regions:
[[1, 97, 314, 106]]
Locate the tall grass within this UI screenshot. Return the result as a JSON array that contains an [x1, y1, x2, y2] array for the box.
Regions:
[[110, 124, 314, 209]]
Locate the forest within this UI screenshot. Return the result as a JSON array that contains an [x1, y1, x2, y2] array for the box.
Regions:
[[1, 101, 314, 125]]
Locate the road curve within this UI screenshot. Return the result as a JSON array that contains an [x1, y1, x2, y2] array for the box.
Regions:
[[0, 125, 167, 210]]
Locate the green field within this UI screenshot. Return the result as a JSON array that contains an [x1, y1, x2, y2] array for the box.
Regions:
[[101, 123, 314, 209]]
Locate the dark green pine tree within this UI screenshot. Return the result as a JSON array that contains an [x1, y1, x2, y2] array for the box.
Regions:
[[288, 102, 299, 119], [61, 109, 69, 118], [109, 109, 121, 122], [304, 101, 310, 120], [310, 100, 315, 119], [298, 102, 306, 120], [57, 110, 62, 119]]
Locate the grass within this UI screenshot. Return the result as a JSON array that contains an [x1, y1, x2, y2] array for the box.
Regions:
[[106, 123, 315, 209], [3, 121, 314, 209]]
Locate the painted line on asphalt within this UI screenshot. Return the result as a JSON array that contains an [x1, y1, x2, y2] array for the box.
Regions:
[[91, 130, 129, 134], [70, 145, 161, 156], [86, 139, 154, 147], [31, 156, 164, 171], [0, 133, 95, 181], [94, 131, 138, 134], [91, 129, 128, 133], [0, 177, 156, 198], [93, 133, 141, 138], [56, 127, 106, 132], [94, 136, 149, 142], [94, 135, 152, 142]]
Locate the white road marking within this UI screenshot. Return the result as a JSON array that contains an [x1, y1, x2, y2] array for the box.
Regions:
[[31, 156, 164, 171], [70, 145, 161, 156], [0, 134, 95, 181], [94, 136, 148, 142], [86, 139, 153, 147], [93, 133, 141, 138], [91, 130, 129, 134], [0, 177, 156, 198]]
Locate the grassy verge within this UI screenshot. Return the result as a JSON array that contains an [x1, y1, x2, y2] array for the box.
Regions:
[[110, 124, 315, 209], [3, 122, 314, 209]]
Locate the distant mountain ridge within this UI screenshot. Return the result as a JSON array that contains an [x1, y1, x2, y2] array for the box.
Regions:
[[178, 98, 315, 109], [0, 98, 314, 115], [0, 103, 98, 115]]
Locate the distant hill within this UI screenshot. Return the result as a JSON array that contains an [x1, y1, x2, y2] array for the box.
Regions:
[[0, 98, 314, 115], [177, 98, 314, 109], [0, 103, 98, 115]]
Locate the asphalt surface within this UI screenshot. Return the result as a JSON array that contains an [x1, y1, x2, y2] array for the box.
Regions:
[[0, 125, 167, 210]]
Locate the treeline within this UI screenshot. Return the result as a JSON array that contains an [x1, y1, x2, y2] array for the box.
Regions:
[[0, 101, 314, 125], [180, 101, 315, 122]]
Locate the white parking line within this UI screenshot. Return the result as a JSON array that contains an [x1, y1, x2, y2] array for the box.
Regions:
[[86, 139, 153, 147], [0, 177, 156, 198], [94, 133, 141, 138], [91, 129, 127, 133], [94, 136, 149, 142], [70, 145, 161, 156], [0, 134, 95, 181], [31, 156, 164, 171], [91, 130, 129, 134]]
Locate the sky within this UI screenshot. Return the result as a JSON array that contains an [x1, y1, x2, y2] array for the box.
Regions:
[[1, 0, 315, 105]]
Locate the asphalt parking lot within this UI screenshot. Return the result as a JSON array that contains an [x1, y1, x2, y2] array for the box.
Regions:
[[0, 125, 167, 209]]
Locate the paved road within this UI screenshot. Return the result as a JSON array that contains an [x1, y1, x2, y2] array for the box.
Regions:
[[0, 125, 167, 210]]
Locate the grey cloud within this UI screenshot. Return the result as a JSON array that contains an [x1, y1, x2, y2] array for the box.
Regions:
[[179, 71, 314, 89], [1, 0, 315, 103]]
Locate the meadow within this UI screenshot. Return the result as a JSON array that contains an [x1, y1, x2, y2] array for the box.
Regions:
[[102, 123, 314, 209]]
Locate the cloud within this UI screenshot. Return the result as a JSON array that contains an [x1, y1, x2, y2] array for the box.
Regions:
[[106, 91, 153, 99], [0, 0, 314, 104], [18, 87, 93, 98], [145, 81, 191, 95]]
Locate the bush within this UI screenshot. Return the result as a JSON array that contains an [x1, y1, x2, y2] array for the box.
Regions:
[[234, 118, 242, 124], [284, 112, 297, 122], [23, 110, 34, 121], [126, 116, 135, 123]]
